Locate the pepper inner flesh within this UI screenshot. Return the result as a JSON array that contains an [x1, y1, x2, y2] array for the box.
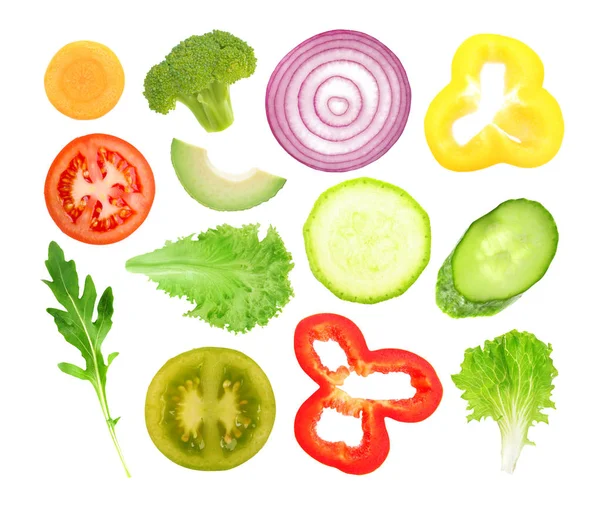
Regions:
[[452, 63, 522, 145]]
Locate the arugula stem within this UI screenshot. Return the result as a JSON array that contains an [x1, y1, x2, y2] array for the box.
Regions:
[[95, 385, 131, 478], [106, 418, 131, 478]]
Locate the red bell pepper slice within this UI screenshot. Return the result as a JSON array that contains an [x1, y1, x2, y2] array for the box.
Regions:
[[294, 313, 443, 474]]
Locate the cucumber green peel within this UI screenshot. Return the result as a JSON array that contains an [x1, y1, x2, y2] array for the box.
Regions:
[[304, 177, 431, 304], [437, 199, 558, 318]]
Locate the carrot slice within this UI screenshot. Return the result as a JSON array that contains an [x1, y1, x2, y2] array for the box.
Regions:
[[44, 41, 125, 120]]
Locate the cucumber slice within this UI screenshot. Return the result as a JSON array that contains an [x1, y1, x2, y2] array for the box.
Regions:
[[437, 199, 558, 317], [304, 178, 431, 304]]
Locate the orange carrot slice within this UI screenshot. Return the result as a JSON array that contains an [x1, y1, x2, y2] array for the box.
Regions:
[[44, 41, 125, 120]]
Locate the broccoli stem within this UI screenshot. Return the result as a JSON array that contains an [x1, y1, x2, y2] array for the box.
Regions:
[[178, 82, 234, 132]]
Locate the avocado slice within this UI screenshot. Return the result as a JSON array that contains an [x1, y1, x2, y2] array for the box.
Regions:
[[171, 138, 286, 211]]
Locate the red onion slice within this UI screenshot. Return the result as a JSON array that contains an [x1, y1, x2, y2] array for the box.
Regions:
[[266, 30, 411, 172]]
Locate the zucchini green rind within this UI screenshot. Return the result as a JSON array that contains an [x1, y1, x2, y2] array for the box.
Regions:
[[304, 177, 431, 304], [437, 199, 558, 318]]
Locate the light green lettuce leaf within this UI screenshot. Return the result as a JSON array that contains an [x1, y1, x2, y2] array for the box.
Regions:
[[126, 224, 294, 333], [452, 330, 558, 473]]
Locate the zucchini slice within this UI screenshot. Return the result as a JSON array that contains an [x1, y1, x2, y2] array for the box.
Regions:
[[304, 178, 431, 304]]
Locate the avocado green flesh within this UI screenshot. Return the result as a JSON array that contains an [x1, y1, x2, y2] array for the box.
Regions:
[[304, 178, 431, 304], [452, 199, 558, 302], [145, 347, 276, 471], [171, 138, 286, 211]]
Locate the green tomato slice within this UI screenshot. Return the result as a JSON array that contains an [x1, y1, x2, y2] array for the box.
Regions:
[[145, 347, 276, 471]]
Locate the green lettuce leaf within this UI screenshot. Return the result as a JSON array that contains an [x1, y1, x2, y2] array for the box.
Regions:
[[126, 224, 294, 333], [452, 330, 558, 473]]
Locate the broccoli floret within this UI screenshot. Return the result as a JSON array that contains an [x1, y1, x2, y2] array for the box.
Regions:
[[143, 30, 257, 132]]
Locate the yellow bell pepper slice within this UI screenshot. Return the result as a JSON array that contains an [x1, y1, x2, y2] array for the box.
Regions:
[[424, 34, 564, 172]]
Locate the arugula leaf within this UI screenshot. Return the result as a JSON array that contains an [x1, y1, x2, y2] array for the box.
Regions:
[[43, 241, 130, 477], [126, 224, 294, 333], [452, 330, 558, 473]]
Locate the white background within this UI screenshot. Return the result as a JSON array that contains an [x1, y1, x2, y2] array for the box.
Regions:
[[1, 0, 598, 511]]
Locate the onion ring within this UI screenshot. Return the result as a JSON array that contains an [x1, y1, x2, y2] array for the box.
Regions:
[[266, 30, 411, 172]]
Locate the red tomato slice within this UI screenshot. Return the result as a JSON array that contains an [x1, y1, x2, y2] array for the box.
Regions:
[[45, 134, 155, 245]]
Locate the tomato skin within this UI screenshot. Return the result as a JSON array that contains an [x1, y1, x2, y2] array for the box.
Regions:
[[294, 313, 443, 474], [45, 134, 155, 245]]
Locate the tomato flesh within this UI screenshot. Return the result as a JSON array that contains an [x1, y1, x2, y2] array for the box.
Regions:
[[145, 347, 276, 471], [46, 134, 155, 244]]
